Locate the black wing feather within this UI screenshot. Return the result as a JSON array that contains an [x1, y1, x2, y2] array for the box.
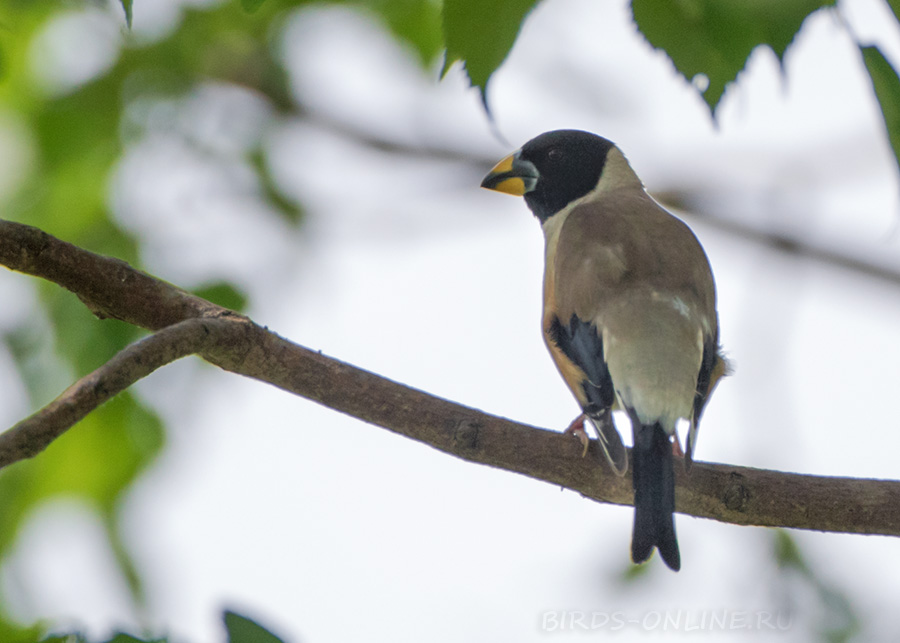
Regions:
[[692, 337, 717, 423], [686, 336, 719, 468], [548, 314, 627, 474], [548, 314, 614, 411]]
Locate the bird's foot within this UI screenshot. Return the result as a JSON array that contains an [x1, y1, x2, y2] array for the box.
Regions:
[[564, 414, 590, 457]]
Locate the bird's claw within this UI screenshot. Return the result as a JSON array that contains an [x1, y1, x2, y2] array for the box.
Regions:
[[564, 414, 590, 457]]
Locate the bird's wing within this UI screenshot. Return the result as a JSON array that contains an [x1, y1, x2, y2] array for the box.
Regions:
[[546, 313, 627, 474], [548, 192, 721, 454], [686, 348, 730, 469]]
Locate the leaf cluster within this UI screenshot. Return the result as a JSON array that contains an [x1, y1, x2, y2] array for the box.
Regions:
[[3, 610, 284, 643]]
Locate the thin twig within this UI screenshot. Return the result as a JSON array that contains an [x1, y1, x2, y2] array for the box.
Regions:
[[0, 317, 240, 469]]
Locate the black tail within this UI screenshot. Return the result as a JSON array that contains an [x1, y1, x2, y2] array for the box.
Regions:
[[630, 420, 680, 571]]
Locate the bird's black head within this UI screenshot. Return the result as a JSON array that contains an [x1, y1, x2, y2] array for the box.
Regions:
[[481, 130, 616, 223]]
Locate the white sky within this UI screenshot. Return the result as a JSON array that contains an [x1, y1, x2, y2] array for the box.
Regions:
[[3, 0, 900, 641]]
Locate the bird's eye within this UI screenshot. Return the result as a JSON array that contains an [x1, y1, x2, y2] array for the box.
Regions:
[[548, 149, 563, 162]]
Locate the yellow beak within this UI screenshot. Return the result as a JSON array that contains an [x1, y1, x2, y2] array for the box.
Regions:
[[481, 153, 538, 196]]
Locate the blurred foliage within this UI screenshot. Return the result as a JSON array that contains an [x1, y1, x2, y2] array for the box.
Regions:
[[0, 0, 894, 640], [0, 0, 302, 635], [0, 608, 283, 643], [773, 531, 860, 643], [224, 610, 287, 643], [366, 0, 443, 66], [0, 620, 43, 643], [862, 44, 900, 177], [193, 282, 249, 312], [39, 634, 166, 643], [240, 0, 269, 15]]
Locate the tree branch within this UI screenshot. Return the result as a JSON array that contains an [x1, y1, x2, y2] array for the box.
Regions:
[[0, 317, 241, 469], [2, 219, 899, 537]]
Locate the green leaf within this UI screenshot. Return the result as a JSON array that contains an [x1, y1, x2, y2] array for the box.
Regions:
[[241, 0, 269, 12], [119, 0, 133, 28], [886, 0, 900, 23], [0, 391, 165, 535], [772, 531, 860, 642], [0, 618, 42, 643], [861, 45, 900, 180], [773, 529, 807, 572], [248, 148, 304, 225], [620, 558, 652, 582], [28, 631, 167, 643], [224, 611, 286, 643], [193, 282, 249, 312], [44, 285, 142, 376], [442, 0, 539, 102], [367, 0, 443, 66], [632, 0, 835, 115], [103, 634, 167, 643]]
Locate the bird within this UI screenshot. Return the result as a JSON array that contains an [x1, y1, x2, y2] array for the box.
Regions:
[[481, 130, 728, 571]]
